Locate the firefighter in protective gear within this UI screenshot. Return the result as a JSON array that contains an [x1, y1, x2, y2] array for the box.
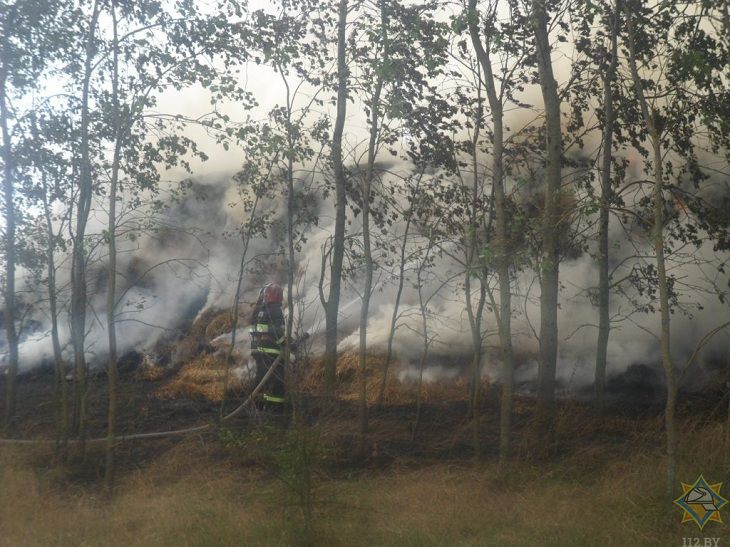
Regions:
[[250, 283, 286, 408]]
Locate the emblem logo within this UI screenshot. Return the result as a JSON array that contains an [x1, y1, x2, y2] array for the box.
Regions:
[[673, 475, 728, 530]]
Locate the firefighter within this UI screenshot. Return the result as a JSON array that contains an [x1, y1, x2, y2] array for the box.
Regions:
[[250, 283, 286, 409]]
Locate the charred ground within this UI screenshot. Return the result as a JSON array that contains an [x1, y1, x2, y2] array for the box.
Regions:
[[1, 310, 729, 546]]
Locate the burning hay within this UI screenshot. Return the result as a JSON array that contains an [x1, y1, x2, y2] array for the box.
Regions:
[[133, 353, 169, 381], [203, 311, 235, 341], [156, 353, 247, 402], [305, 350, 473, 404]]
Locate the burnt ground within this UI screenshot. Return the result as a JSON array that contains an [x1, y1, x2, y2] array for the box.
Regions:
[[1, 356, 729, 490]]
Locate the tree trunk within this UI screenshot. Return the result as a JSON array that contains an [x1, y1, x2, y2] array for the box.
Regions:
[[284, 72, 295, 410], [532, 0, 562, 436], [463, 80, 487, 462], [323, 0, 349, 395], [71, 0, 100, 456], [28, 110, 70, 457], [595, 0, 622, 405], [376, 171, 422, 406], [358, 0, 389, 447], [40, 172, 69, 460], [626, 6, 676, 494], [0, 44, 19, 435], [376, 210, 411, 406], [105, 0, 120, 494], [465, 271, 486, 461], [219, 157, 267, 417], [467, 0, 515, 464], [412, 245, 432, 443]]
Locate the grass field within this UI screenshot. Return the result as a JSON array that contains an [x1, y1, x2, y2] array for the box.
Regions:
[[2, 410, 728, 546]]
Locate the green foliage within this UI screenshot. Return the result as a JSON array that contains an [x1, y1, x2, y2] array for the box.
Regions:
[[221, 425, 334, 544]]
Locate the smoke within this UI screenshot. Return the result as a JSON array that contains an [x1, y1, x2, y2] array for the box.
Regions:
[[4, 151, 727, 396], [3, 44, 728, 393]]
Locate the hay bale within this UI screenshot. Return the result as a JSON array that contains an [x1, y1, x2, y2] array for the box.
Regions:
[[134, 353, 168, 381], [302, 349, 476, 405], [204, 311, 235, 341], [157, 354, 246, 402], [304, 350, 401, 402]]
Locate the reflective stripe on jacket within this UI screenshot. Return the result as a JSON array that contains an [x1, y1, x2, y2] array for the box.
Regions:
[[250, 323, 270, 334], [252, 346, 281, 355]]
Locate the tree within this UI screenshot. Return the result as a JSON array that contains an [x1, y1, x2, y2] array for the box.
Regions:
[[592, 0, 622, 405], [349, 0, 449, 448], [624, 0, 730, 494], [38, 0, 219, 474], [466, 0, 532, 463], [376, 168, 426, 405], [68, 0, 101, 453], [27, 107, 75, 459], [410, 226, 441, 442], [355, 0, 390, 451], [531, 0, 563, 436], [105, 0, 121, 491], [1, 0, 73, 433], [321, 0, 349, 395]]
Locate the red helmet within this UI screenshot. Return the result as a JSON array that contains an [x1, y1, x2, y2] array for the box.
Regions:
[[262, 283, 283, 304]]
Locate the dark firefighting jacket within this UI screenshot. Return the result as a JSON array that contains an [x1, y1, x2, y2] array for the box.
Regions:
[[249, 302, 285, 357]]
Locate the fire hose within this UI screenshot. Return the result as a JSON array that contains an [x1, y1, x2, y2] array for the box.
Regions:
[[0, 354, 284, 446]]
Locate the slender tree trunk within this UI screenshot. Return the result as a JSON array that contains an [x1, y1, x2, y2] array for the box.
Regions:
[[323, 0, 349, 395], [0, 45, 19, 435], [467, 0, 515, 464], [40, 173, 69, 459], [105, 0, 120, 494], [376, 173, 418, 406], [358, 0, 389, 446], [463, 85, 487, 461], [377, 223, 409, 405], [465, 271, 486, 461], [726, 379, 730, 452], [29, 111, 69, 457], [465, 92, 482, 413], [626, 8, 676, 494], [219, 164, 268, 417], [284, 75, 296, 406], [358, 129, 374, 444], [657, 152, 677, 494], [595, 0, 622, 405], [412, 246, 432, 442], [71, 0, 100, 456], [532, 0, 562, 436]]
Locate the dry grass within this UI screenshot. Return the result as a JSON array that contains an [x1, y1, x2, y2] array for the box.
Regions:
[[156, 353, 245, 402], [0, 443, 275, 547], [2, 417, 727, 547]]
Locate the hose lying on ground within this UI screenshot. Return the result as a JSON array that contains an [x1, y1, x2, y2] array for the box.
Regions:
[[0, 355, 283, 445]]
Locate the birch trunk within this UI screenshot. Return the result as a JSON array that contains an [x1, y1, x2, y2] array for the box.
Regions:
[[626, 7, 676, 494], [105, 0, 120, 493], [323, 0, 349, 395], [0, 25, 19, 434], [71, 0, 101, 456], [532, 0, 562, 436], [467, 0, 515, 463], [595, 0, 621, 404]]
